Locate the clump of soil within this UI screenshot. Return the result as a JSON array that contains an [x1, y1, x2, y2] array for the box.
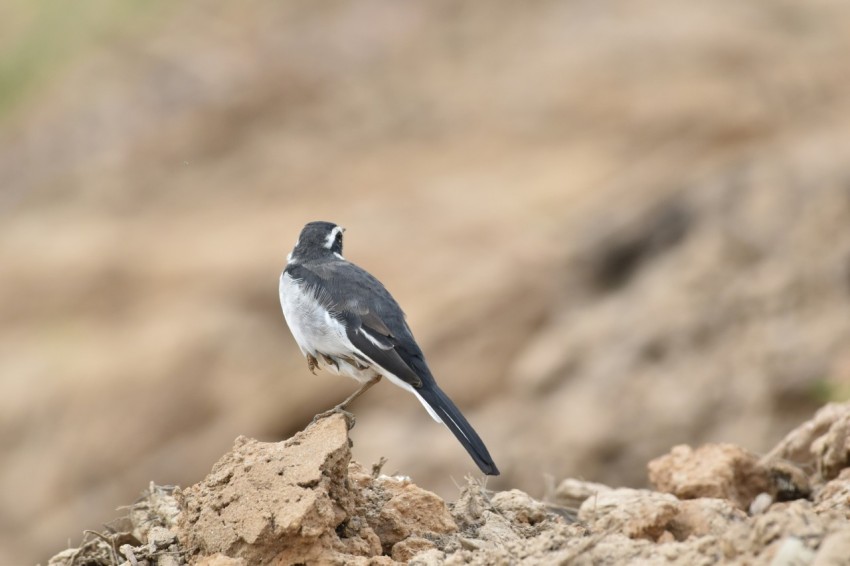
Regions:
[[48, 403, 850, 565]]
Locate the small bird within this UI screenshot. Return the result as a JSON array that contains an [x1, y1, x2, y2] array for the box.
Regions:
[[279, 221, 499, 475]]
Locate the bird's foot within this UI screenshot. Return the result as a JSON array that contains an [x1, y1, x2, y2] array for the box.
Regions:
[[309, 376, 382, 430], [306, 354, 319, 374], [320, 353, 340, 371], [311, 405, 356, 429]]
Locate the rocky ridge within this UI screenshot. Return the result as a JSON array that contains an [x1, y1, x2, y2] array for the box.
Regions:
[[48, 402, 850, 565]]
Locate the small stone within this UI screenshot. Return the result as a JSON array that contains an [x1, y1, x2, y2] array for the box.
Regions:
[[750, 492, 774, 515], [392, 536, 437, 562]]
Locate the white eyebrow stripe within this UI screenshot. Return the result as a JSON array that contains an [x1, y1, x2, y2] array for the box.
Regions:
[[324, 226, 343, 249]]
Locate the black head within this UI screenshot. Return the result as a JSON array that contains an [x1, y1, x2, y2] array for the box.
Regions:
[[288, 221, 345, 262]]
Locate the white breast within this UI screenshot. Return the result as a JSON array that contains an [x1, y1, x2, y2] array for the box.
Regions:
[[279, 271, 348, 359]]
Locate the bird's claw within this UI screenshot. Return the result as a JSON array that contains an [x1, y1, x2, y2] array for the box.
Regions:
[[311, 406, 356, 429], [321, 353, 339, 370]]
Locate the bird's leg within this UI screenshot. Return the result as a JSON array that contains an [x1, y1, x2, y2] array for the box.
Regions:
[[311, 375, 383, 427], [306, 354, 319, 374], [336, 375, 382, 410]]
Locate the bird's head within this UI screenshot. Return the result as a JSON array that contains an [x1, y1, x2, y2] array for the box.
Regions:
[[288, 221, 345, 263]]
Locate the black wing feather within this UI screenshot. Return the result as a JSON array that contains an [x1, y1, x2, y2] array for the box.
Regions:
[[287, 258, 500, 476], [286, 260, 428, 388], [343, 316, 423, 388]]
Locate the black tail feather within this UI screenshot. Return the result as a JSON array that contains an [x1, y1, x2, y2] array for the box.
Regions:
[[417, 384, 500, 476]]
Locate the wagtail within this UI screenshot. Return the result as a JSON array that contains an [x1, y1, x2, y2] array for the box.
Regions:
[[279, 221, 499, 475]]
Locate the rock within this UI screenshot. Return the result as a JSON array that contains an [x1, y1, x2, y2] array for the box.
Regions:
[[811, 411, 850, 481], [475, 510, 523, 548], [763, 402, 850, 484], [391, 537, 437, 562], [768, 537, 816, 566], [649, 444, 771, 509], [764, 403, 850, 467], [671, 498, 746, 539], [749, 492, 774, 515], [811, 528, 850, 566], [148, 526, 177, 549], [177, 414, 459, 564], [42, 403, 850, 566], [724, 499, 842, 562], [577, 487, 747, 548], [178, 413, 382, 565], [579, 488, 680, 541], [490, 490, 548, 525], [370, 476, 457, 549], [814, 469, 850, 514]]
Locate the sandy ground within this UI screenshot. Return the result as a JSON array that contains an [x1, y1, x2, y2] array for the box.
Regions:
[[2, 1, 850, 563]]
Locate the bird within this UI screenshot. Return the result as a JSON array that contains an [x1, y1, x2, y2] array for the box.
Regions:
[[279, 221, 499, 476]]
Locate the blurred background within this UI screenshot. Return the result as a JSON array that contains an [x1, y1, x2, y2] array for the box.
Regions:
[[2, 0, 850, 563]]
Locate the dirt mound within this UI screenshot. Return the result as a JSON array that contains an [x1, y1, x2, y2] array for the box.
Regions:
[[48, 403, 850, 565]]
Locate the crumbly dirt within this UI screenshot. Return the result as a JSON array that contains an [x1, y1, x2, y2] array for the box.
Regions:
[[47, 403, 850, 565]]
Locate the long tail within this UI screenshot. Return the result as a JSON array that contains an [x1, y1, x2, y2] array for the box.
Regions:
[[416, 384, 500, 476]]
